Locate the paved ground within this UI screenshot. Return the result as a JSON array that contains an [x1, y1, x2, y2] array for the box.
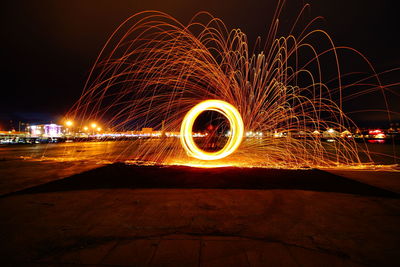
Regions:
[[328, 169, 400, 193], [1, 141, 398, 196], [0, 164, 399, 267], [0, 159, 103, 195]]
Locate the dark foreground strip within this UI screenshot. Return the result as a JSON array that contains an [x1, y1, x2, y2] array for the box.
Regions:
[[5, 163, 399, 198]]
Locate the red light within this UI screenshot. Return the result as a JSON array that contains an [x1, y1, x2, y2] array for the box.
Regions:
[[368, 139, 385, 144]]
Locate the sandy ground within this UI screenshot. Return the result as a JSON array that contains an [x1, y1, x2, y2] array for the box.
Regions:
[[0, 164, 399, 267]]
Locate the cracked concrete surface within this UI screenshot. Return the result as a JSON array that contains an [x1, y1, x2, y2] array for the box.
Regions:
[[0, 164, 399, 266]]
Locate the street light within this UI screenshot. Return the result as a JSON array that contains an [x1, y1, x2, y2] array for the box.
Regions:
[[97, 127, 102, 132], [83, 126, 89, 131], [65, 120, 74, 136], [65, 120, 73, 127], [91, 123, 97, 129]]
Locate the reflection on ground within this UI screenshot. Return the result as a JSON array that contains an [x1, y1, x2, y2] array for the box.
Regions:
[[0, 141, 398, 195]]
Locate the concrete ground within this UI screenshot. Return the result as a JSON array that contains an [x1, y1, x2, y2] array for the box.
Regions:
[[0, 164, 399, 267]]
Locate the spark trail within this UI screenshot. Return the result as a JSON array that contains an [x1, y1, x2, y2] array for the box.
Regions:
[[68, 3, 398, 168]]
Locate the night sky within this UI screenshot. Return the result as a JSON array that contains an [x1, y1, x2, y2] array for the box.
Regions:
[[1, 0, 399, 128]]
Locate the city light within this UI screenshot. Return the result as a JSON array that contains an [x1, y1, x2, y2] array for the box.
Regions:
[[83, 126, 89, 131], [369, 129, 386, 139], [65, 120, 73, 127], [91, 123, 97, 129], [369, 129, 383, 135]]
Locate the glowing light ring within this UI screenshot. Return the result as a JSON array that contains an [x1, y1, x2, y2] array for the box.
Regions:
[[180, 100, 244, 160]]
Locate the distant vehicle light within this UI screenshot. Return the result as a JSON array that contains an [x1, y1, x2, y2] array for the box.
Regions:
[[369, 129, 382, 135]]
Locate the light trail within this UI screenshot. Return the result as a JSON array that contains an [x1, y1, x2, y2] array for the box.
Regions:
[[65, 1, 398, 168], [180, 100, 244, 160]]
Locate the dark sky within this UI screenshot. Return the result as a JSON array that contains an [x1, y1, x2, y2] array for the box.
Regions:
[[1, 0, 399, 127]]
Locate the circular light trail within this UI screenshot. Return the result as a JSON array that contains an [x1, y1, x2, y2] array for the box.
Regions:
[[180, 100, 244, 160]]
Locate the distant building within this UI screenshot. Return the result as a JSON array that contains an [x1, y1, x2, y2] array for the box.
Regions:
[[340, 130, 352, 138], [322, 128, 340, 138], [29, 124, 63, 138]]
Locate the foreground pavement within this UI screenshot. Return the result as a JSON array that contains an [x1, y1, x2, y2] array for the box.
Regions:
[[0, 164, 399, 266]]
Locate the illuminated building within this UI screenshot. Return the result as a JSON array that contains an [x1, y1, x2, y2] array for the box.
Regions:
[[322, 128, 340, 138], [28, 124, 62, 138], [368, 129, 386, 139]]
